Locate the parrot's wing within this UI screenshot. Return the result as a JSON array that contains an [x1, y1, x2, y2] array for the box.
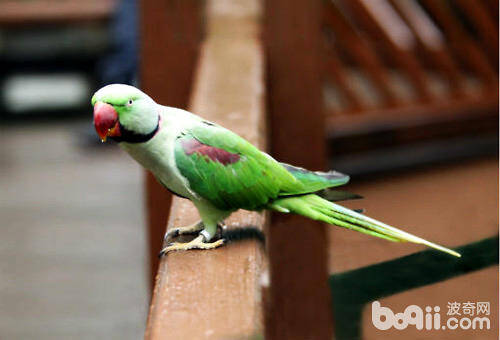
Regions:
[[174, 123, 304, 210], [279, 162, 350, 191]]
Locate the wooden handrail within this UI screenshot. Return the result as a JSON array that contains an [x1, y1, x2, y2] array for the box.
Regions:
[[144, 0, 266, 338], [0, 0, 115, 26], [141, 0, 204, 292]]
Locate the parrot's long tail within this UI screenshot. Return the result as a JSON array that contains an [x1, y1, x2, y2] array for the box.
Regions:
[[268, 194, 461, 257]]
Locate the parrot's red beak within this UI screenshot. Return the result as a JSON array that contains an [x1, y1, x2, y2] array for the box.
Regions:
[[93, 102, 121, 142]]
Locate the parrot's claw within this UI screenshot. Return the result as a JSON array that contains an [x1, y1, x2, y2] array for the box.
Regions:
[[164, 221, 204, 242], [164, 221, 228, 242], [158, 235, 226, 257]]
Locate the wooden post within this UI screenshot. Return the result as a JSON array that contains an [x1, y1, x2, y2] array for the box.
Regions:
[[265, 0, 334, 339], [140, 0, 203, 290]]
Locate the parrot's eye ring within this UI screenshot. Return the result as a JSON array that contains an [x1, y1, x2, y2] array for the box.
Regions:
[[127, 99, 133, 106]]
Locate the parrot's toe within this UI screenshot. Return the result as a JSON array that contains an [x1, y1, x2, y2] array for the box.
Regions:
[[165, 228, 180, 240], [158, 235, 226, 257], [164, 221, 204, 242]]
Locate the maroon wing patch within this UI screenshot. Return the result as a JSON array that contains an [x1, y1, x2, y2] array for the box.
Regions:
[[181, 138, 240, 165]]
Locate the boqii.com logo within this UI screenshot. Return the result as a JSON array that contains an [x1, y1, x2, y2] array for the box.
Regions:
[[372, 301, 491, 331]]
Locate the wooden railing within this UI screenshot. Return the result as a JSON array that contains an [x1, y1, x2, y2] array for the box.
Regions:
[[322, 0, 498, 175], [323, 0, 498, 115], [142, 0, 335, 338], [143, 0, 267, 338], [140, 0, 204, 292]]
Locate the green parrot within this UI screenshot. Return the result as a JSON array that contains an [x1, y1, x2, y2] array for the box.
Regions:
[[92, 84, 460, 257]]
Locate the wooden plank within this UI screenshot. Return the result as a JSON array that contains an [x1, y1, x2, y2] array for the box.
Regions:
[[455, 0, 499, 65], [484, 0, 499, 22], [342, 0, 433, 102], [326, 92, 499, 135], [328, 158, 498, 274], [323, 46, 364, 111], [389, 0, 466, 96], [323, 1, 399, 107], [325, 89, 499, 176], [421, 0, 497, 86], [0, 0, 115, 25], [145, 0, 266, 338], [265, 0, 334, 339], [140, 0, 203, 290]]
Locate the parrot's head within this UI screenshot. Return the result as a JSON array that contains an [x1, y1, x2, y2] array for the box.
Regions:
[[91, 84, 159, 142]]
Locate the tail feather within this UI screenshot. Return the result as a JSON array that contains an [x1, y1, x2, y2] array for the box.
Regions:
[[268, 194, 461, 257]]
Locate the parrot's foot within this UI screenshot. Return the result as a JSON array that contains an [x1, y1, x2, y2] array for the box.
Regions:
[[159, 235, 226, 257], [164, 221, 204, 242], [164, 221, 227, 242]]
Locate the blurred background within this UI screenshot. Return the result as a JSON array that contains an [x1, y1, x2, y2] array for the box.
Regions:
[[0, 0, 498, 339], [0, 0, 148, 339]]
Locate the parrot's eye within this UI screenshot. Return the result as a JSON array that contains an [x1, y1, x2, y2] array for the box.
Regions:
[[127, 99, 133, 106]]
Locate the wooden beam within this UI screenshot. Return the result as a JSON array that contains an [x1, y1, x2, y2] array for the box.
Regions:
[[0, 0, 115, 26], [341, 0, 433, 102], [326, 92, 499, 135], [140, 0, 203, 290], [484, 0, 499, 23], [389, 0, 466, 96], [265, 0, 334, 339], [455, 0, 499, 65], [421, 0, 497, 86], [323, 1, 400, 107], [145, 0, 266, 338], [323, 46, 365, 111]]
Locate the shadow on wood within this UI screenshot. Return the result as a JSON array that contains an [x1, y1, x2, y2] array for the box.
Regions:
[[330, 235, 499, 339]]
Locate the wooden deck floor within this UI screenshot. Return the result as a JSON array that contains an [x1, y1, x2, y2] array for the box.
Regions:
[[329, 157, 498, 272], [0, 120, 148, 339], [328, 157, 498, 339]]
